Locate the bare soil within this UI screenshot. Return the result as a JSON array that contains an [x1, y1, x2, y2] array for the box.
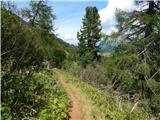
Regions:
[[57, 73, 94, 120]]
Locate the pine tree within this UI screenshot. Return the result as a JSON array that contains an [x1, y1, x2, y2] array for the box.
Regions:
[[115, 1, 160, 100], [116, 1, 160, 42], [22, 0, 56, 34], [77, 6, 102, 66]]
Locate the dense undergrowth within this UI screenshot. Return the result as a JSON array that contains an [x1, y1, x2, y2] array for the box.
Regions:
[[1, 1, 71, 119], [2, 68, 70, 120], [56, 69, 151, 120], [1, 0, 160, 119], [65, 61, 160, 118], [71, 1, 160, 118]]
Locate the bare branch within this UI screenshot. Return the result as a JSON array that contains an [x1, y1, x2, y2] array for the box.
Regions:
[[138, 39, 154, 56], [1, 47, 22, 56], [130, 101, 139, 113]]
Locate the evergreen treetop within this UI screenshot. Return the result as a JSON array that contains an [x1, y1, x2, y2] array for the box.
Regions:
[[77, 6, 102, 66]]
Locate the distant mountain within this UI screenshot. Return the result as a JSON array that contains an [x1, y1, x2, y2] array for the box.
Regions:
[[100, 43, 115, 53]]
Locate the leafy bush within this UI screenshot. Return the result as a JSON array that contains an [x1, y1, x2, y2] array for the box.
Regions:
[[59, 70, 150, 120], [150, 95, 160, 116], [66, 49, 160, 117], [1, 67, 69, 120], [1, 2, 73, 119], [67, 62, 106, 86]]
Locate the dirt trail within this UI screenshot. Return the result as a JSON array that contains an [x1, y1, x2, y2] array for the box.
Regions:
[[57, 72, 94, 120]]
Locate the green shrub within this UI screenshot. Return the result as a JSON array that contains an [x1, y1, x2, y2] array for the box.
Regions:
[[59, 70, 150, 120], [1, 68, 69, 120], [150, 95, 160, 116]]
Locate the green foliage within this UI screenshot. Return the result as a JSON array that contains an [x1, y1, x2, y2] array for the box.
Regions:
[[22, 0, 56, 33], [1, 1, 73, 119], [52, 48, 66, 67], [150, 95, 160, 115], [68, 37, 160, 116], [67, 62, 106, 86], [2, 68, 69, 120], [58, 70, 150, 120], [1, 105, 12, 120], [2, 0, 160, 119], [1, 1, 75, 68], [77, 6, 102, 66], [99, 1, 160, 116]]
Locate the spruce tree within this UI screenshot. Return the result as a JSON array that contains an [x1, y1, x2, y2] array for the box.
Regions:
[[115, 1, 160, 98], [77, 6, 102, 66]]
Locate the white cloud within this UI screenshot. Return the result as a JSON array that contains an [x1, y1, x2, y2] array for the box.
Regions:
[[56, 0, 136, 45], [55, 19, 81, 45], [99, 0, 135, 35], [60, 33, 78, 45], [64, 34, 77, 41]]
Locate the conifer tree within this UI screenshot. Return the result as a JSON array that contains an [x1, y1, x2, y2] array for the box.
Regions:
[[77, 6, 102, 66], [115, 1, 160, 97], [22, 0, 56, 34]]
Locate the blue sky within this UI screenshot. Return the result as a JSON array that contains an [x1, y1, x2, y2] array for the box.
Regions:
[[14, 0, 135, 45], [52, 1, 107, 45]]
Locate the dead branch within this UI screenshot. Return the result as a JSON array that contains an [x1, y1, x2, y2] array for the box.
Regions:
[[138, 39, 154, 56], [130, 101, 139, 113]]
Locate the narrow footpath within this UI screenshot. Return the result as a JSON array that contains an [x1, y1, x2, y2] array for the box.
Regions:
[[56, 71, 94, 120]]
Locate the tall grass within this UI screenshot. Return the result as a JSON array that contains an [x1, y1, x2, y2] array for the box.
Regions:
[[56, 70, 151, 120]]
